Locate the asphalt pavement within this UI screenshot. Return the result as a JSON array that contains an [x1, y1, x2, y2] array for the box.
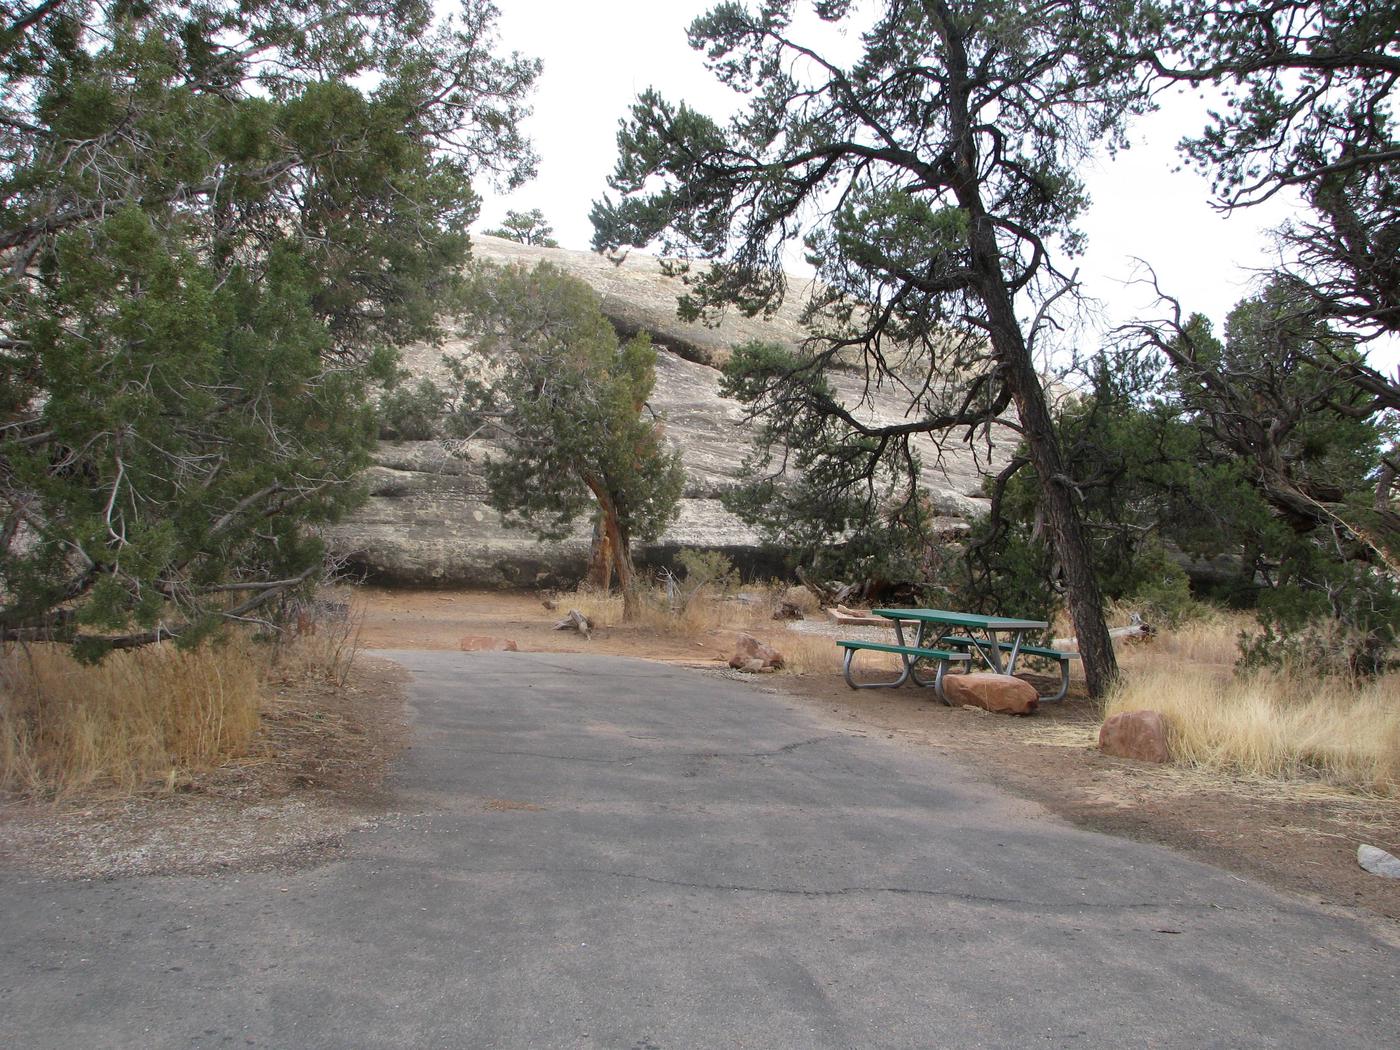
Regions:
[[2, 650, 1397, 1049]]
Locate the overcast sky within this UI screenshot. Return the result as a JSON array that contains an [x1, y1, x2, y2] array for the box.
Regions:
[[475, 1, 1391, 368]]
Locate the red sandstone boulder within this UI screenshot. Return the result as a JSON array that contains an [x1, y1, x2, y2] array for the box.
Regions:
[[729, 633, 784, 671], [1098, 710, 1171, 763], [942, 672, 1039, 715], [459, 635, 519, 652]]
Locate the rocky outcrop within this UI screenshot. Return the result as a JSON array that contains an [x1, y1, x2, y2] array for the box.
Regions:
[[326, 235, 1011, 588]]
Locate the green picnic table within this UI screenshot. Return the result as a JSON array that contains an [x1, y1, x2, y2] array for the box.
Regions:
[[873, 608, 1048, 674], [837, 607, 1079, 703]]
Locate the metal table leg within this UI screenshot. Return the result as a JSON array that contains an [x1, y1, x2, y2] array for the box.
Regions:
[[1004, 630, 1025, 674]]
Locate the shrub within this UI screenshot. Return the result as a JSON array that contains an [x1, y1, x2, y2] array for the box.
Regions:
[[377, 377, 448, 441], [1124, 557, 1212, 628], [1238, 559, 1399, 679], [676, 549, 739, 593]]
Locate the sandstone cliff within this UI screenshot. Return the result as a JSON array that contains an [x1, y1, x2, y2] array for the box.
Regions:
[[325, 235, 1009, 587]]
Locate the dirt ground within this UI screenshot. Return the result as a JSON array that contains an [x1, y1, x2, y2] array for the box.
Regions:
[[360, 586, 1400, 930]]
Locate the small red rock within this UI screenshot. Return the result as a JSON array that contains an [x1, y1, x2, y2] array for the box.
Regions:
[[728, 633, 784, 671], [1099, 710, 1171, 763], [941, 672, 1039, 715], [459, 635, 519, 652]]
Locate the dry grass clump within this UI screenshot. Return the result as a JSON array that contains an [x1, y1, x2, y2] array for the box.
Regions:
[[1115, 608, 1254, 679], [1, 641, 262, 797], [0, 589, 367, 799], [1106, 665, 1400, 795], [777, 632, 847, 675], [777, 630, 911, 676], [781, 584, 823, 616], [570, 581, 781, 637], [265, 589, 364, 688]]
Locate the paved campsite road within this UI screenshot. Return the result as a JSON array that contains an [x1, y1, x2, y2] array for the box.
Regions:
[[2, 650, 1397, 1049]]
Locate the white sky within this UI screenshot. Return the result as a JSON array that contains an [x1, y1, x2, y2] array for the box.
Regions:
[[476, 0, 1396, 371]]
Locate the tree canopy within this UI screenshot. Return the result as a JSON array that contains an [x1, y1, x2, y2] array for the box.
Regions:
[[453, 261, 684, 619], [982, 283, 1398, 675], [592, 0, 1151, 694], [0, 0, 538, 656], [484, 207, 559, 247], [1133, 1, 1400, 343]]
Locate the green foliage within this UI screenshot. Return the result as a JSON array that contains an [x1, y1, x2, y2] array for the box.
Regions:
[[453, 262, 684, 589], [594, 0, 1156, 693], [963, 348, 1261, 621], [963, 517, 1061, 628], [667, 548, 740, 612], [0, 1, 538, 655], [977, 283, 1397, 671], [718, 341, 943, 587], [1123, 553, 1206, 628], [1137, 1, 1400, 338], [377, 377, 448, 441], [675, 548, 739, 594], [485, 208, 560, 247], [594, 0, 1144, 331], [1239, 563, 1400, 680]]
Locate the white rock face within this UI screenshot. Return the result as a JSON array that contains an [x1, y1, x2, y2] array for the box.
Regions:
[[326, 235, 1012, 587]]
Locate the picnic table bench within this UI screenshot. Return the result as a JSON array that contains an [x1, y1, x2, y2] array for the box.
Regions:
[[836, 639, 969, 694], [936, 635, 1080, 703], [837, 607, 1078, 703]]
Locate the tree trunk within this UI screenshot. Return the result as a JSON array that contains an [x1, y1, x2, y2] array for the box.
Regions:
[[584, 476, 639, 621], [958, 214, 1118, 693], [602, 508, 639, 621], [991, 309, 1119, 697], [587, 512, 614, 590], [938, 20, 1119, 697]]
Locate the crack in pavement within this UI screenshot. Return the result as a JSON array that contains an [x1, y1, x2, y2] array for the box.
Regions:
[[425, 735, 838, 765], [449, 654, 688, 679], [447, 864, 1258, 916]]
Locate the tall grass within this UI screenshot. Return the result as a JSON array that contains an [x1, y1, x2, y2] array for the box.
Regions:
[[570, 581, 779, 637], [1, 642, 262, 796], [0, 589, 366, 798], [267, 589, 364, 687], [1106, 665, 1400, 795], [778, 633, 848, 675], [1114, 608, 1254, 678]]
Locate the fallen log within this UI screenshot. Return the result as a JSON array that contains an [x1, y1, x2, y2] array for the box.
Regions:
[[553, 609, 592, 639], [825, 604, 887, 627], [1054, 614, 1155, 650]]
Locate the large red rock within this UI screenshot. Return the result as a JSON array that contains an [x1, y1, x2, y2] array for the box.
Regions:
[[1098, 710, 1171, 763], [942, 672, 1039, 715], [459, 635, 519, 652], [728, 633, 784, 671]]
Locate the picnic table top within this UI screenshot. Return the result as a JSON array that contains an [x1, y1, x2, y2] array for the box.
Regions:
[[871, 607, 1049, 632]]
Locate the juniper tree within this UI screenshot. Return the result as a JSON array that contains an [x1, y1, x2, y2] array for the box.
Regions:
[[1125, 2, 1400, 579], [485, 208, 560, 247], [0, 1, 538, 657], [453, 262, 684, 620], [1133, 1, 1400, 345]]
